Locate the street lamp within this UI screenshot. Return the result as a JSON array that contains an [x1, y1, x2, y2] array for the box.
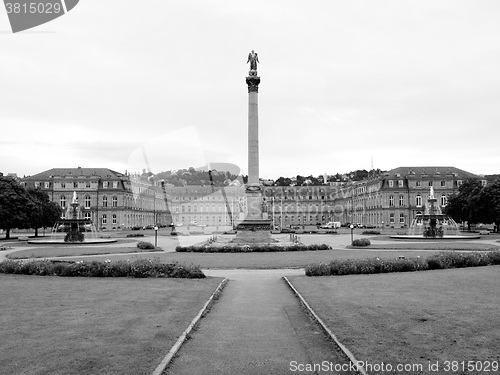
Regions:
[[350, 224, 354, 246], [154, 226, 158, 248]]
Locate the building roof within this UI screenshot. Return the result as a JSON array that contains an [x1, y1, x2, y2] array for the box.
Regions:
[[22, 167, 126, 180], [385, 166, 479, 179]]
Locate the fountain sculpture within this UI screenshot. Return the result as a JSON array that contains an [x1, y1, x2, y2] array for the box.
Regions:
[[28, 192, 116, 244], [391, 187, 479, 240]]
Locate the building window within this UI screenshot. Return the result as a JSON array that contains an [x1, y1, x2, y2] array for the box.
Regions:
[[113, 181, 118, 189], [389, 195, 394, 207], [103, 181, 108, 188], [86, 181, 91, 188], [34, 182, 40, 188], [457, 180, 462, 187], [60, 195, 66, 208], [399, 195, 404, 206], [398, 180, 404, 187], [441, 195, 447, 206], [85, 195, 91, 208], [416, 194, 422, 207], [388, 180, 394, 188], [112, 196, 118, 208], [61, 182, 66, 189], [102, 214, 107, 224], [84, 212, 91, 220], [73, 182, 78, 189], [399, 213, 405, 224], [112, 214, 117, 224], [389, 213, 395, 224], [441, 180, 446, 187], [416, 181, 421, 187], [428, 181, 433, 187], [44, 182, 50, 189], [103, 196, 108, 207]]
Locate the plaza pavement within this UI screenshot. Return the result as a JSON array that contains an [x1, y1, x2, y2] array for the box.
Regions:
[[165, 268, 354, 375]]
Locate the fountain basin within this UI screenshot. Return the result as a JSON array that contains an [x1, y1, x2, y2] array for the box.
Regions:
[[390, 234, 480, 240], [28, 238, 117, 244]]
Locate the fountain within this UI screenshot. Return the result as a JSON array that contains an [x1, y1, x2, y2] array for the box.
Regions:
[[391, 187, 479, 240], [28, 192, 117, 244]]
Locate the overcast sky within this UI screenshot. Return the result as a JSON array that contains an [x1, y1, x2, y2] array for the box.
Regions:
[[1, 0, 499, 179]]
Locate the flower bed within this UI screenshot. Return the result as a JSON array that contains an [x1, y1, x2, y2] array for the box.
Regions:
[[0, 258, 205, 278], [176, 243, 331, 253], [305, 251, 500, 276]]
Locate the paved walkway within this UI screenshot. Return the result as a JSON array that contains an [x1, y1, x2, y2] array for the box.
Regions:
[[166, 269, 353, 375]]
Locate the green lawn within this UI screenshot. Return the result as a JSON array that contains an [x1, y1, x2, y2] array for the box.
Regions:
[[0, 274, 223, 375], [46, 249, 450, 269], [7, 244, 160, 259], [289, 266, 500, 375]]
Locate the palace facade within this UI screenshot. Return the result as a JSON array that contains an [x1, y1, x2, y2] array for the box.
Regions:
[[21, 166, 486, 230]]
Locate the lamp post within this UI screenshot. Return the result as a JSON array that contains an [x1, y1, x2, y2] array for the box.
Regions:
[[350, 224, 354, 246], [154, 226, 158, 248]]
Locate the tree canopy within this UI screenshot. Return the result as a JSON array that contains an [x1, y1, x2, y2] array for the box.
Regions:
[[0, 177, 61, 239], [445, 178, 500, 231]]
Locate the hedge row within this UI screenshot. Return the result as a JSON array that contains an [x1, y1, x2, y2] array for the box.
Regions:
[[0, 258, 205, 278], [352, 238, 371, 247], [137, 241, 155, 249], [176, 243, 332, 253], [305, 251, 500, 276]]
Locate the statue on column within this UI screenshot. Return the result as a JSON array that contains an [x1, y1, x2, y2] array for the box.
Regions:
[[247, 50, 259, 71]]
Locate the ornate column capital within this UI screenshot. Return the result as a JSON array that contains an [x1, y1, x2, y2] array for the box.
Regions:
[[246, 74, 260, 93]]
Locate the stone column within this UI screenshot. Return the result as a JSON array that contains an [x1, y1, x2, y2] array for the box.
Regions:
[[233, 55, 272, 244], [246, 72, 260, 188], [245, 72, 263, 220]]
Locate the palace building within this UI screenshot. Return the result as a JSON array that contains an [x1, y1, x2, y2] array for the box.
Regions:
[[333, 166, 486, 228], [21, 166, 485, 230]]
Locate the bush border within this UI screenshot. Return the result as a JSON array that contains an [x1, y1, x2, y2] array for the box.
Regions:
[[305, 251, 500, 276], [0, 258, 205, 278], [175, 244, 332, 253]]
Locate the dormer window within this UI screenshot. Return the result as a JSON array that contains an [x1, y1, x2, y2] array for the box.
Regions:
[[388, 180, 394, 188]]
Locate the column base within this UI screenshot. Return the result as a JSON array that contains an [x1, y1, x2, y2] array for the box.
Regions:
[[234, 218, 274, 244]]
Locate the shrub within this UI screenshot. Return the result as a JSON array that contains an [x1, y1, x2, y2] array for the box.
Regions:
[[126, 233, 144, 237], [362, 230, 381, 235], [352, 238, 371, 247], [305, 251, 500, 277], [137, 241, 155, 249], [0, 258, 205, 278], [175, 244, 332, 253]]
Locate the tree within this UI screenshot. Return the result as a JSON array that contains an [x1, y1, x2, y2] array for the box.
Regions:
[[444, 179, 484, 230], [479, 179, 500, 232], [0, 176, 30, 239], [26, 188, 62, 237], [274, 177, 293, 186]]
